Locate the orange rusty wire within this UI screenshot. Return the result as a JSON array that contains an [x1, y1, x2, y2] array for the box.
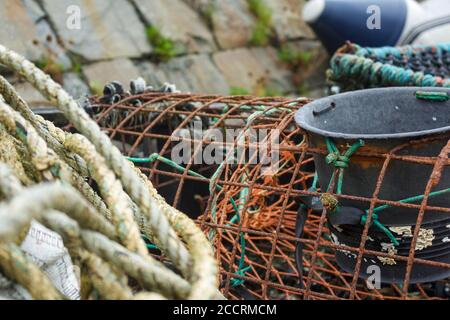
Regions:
[[88, 92, 450, 300]]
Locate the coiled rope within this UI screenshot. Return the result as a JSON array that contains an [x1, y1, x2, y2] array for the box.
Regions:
[[0, 44, 219, 300], [329, 43, 450, 89]]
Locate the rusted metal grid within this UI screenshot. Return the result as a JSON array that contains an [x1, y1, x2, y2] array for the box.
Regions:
[[90, 92, 450, 300]]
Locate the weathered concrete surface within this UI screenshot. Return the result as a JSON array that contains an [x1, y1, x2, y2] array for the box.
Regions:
[[63, 72, 90, 99], [0, 0, 58, 62], [42, 0, 151, 61], [0, 0, 324, 98], [83, 58, 141, 89], [285, 40, 329, 98], [14, 81, 50, 109], [134, 0, 216, 54], [267, 0, 315, 41], [213, 47, 294, 95], [211, 0, 255, 50], [139, 54, 230, 94], [182, 0, 211, 12]]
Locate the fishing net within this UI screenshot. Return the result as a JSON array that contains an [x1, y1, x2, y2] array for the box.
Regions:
[[328, 42, 450, 92], [92, 88, 450, 300]]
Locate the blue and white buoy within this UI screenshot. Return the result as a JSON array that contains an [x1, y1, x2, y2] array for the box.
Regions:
[[303, 0, 450, 54]]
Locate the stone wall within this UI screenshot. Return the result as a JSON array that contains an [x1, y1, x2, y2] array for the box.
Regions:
[[0, 0, 328, 106]]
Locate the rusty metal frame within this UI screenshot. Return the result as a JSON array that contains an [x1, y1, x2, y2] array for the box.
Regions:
[[90, 92, 450, 300]]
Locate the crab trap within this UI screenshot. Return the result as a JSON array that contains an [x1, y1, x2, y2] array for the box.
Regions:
[[90, 82, 450, 300], [328, 42, 450, 92]]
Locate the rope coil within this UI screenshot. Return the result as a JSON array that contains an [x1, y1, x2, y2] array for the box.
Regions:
[[0, 44, 220, 300], [329, 42, 450, 90]]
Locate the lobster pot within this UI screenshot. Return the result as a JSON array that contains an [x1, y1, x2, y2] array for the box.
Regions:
[[93, 91, 450, 299], [329, 42, 450, 92], [296, 87, 450, 284]]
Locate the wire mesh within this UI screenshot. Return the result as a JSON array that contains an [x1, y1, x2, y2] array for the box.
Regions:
[[89, 92, 450, 300]]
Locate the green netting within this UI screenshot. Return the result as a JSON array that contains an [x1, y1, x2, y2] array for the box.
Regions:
[[328, 42, 450, 91]]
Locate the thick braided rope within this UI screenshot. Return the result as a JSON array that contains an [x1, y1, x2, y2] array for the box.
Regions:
[[0, 123, 39, 185], [0, 44, 219, 299], [79, 230, 190, 298], [64, 133, 147, 256], [0, 75, 89, 177], [0, 89, 214, 298], [330, 54, 450, 88], [135, 166, 219, 299], [355, 43, 450, 61], [42, 211, 191, 299], [0, 242, 64, 299], [0, 96, 59, 181], [59, 135, 193, 297], [0, 97, 111, 219], [133, 292, 166, 300], [0, 179, 194, 299], [0, 164, 63, 300], [78, 249, 134, 300], [0, 183, 116, 242], [0, 45, 193, 280], [0, 77, 108, 216], [0, 162, 23, 198], [0, 179, 130, 299]]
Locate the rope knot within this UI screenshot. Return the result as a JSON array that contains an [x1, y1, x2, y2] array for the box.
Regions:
[[325, 151, 349, 168], [360, 212, 400, 246], [360, 213, 379, 225], [324, 138, 364, 195]]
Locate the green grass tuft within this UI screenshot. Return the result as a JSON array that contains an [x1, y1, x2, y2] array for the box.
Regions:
[[203, 3, 216, 27], [247, 0, 272, 46], [278, 46, 314, 67], [230, 86, 251, 96], [146, 26, 177, 62], [263, 86, 282, 97]]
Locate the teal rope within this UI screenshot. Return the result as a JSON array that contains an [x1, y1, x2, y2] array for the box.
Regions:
[[141, 235, 158, 250], [230, 234, 250, 287], [360, 213, 399, 246], [362, 187, 450, 246], [357, 43, 450, 61], [325, 138, 364, 195], [415, 91, 449, 102], [229, 173, 252, 286], [128, 153, 240, 214], [323, 139, 399, 244], [330, 53, 450, 88], [311, 171, 318, 190], [321, 134, 450, 247], [372, 187, 450, 215]]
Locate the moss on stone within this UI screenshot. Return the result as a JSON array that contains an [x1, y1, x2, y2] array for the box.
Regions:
[[278, 46, 314, 67], [230, 86, 251, 96], [146, 26, 177, 62], [247, 0, 272, 46]]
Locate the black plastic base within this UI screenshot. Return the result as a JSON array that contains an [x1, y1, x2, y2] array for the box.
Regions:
[[335, 251, 450, 284]]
